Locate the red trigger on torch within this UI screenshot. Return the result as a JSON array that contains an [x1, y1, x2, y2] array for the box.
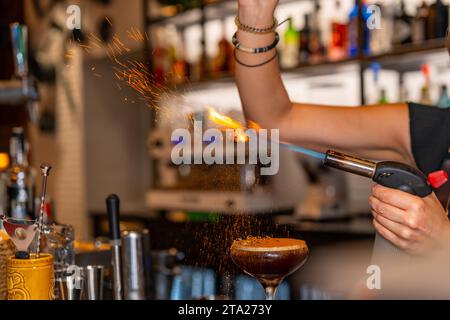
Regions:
[[428, 170, 449, 189]]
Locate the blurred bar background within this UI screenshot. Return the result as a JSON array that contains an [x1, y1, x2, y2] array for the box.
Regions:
[[1, 0, 449, 300]]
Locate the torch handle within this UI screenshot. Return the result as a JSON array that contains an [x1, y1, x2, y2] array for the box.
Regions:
[[323, 151, 433, 267], [370, 161, 432, 266], [372, 161, 432, 197]]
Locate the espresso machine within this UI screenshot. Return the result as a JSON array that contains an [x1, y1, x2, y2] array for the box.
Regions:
[[146, 111, 304, 214]]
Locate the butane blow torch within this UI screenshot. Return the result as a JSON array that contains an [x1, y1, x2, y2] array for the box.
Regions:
[[323, 150, 448, 263]]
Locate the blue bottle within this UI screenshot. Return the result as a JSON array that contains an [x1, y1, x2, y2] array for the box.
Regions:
[[437, 85, 450, 109], [348, 0, 371, 57]]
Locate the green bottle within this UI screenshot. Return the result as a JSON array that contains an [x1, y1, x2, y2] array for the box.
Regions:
[[281, 17, 300, 69], [378, 88, 389, 104]]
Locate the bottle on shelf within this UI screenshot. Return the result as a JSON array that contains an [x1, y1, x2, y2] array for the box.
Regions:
[[0, 153, 9, 216], [437, 85, 450, 109], [212, 20, 234, 77], [165, 42, 179, 85], [169, 27, 191, 85], [420, 86, 432, 105], [6, 128, 36, 220], [309, 1, 325, 64], [299, 14, 311, 63], [370, 1, 393, 55], [412, 1, 430, 44], [348, 0, 370, 58], [378, 88, 389, 104], [281, 17, 300, 69], [370, 62, 387, 104], [427, 0, 449, 40], [419, 64, 432, 105], [398, 79, 409, 103], [392, 0, 412, 47], [328, 0, 348, 61], [152, 28, 170, 85]]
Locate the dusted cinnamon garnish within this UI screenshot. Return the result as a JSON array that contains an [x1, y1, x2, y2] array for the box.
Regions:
[[231, 237, 308, 252]]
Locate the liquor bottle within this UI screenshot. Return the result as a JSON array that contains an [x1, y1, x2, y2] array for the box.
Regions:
[[398, 80, 409, 103], [213, 21, 234, 76], [171, 28, 190, 85], [152, 29, 169, 85], [437, 85, 450, 109], [299, 14, 311, 63], [6, 128, 36, 219], [309, 2, 325, 64], [378, 88, 389, 104], [348, 0, 370, 58], [436, 0, 449, 39], [428, 0, 449, 40], [371, 62, 384, 104], [412, 1, 430, 44], [0, 153, 9, 216], [420, 64, 432, 105], [392, 0, 412, 46], [281, 17, 300, 69], [329, 0, 348, 61], [370, 1, 393, 55], [420, 86, 432, 105]]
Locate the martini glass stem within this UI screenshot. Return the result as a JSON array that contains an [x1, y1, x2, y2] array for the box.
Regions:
[[264, 285, 278, 300]]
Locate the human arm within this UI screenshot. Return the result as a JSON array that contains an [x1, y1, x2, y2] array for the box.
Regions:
[[235, 0, 415, 165]]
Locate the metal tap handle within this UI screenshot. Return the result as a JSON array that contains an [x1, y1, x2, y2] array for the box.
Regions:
[[10, 23, 28, 78], [107, 195, 121, 241], [106, 194, 123, 300]]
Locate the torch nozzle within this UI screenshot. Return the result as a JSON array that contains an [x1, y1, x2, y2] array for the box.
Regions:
[[324, 150, 376, 178]]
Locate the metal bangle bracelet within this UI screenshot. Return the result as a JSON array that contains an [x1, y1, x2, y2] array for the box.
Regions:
[[232, 32, 280, 54], [234, 16, 278, 34]]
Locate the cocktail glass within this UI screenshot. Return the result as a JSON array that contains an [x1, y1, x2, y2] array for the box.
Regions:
[[230, 238, 308, 300]]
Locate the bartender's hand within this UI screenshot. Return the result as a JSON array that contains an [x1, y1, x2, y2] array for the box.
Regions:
[[369, 184, 450, 255], [238, 0, 279, 27]]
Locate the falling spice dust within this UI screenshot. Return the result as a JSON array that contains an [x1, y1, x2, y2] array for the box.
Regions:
[[71, 24, 295, 279]]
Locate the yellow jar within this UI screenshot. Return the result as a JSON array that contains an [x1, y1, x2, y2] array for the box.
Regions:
[[7, 253, 54, 300]]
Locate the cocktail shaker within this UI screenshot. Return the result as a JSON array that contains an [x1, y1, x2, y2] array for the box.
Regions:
[[121, 231, 145, 300], [85, 265, 104, 300], [57, 268, 84, 300]]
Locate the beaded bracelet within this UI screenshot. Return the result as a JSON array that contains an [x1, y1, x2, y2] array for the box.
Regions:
[[233, 49, 278, 68], [235, 16, 278, 34], [232, 32, 280, 54]]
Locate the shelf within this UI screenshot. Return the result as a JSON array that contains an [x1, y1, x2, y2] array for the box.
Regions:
[[147, 7, 202, 28], [361, 38, 448, 73], [285, 38, 447, 75], [174, 39, 448, 92], [146, 0, 304, 28], [146, 0, 234, 27]]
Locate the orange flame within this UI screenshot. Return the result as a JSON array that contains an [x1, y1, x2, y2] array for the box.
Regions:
[[235, 129, 249, 142], [208, 107, 244, 130], [207, 107, 260, 142]]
